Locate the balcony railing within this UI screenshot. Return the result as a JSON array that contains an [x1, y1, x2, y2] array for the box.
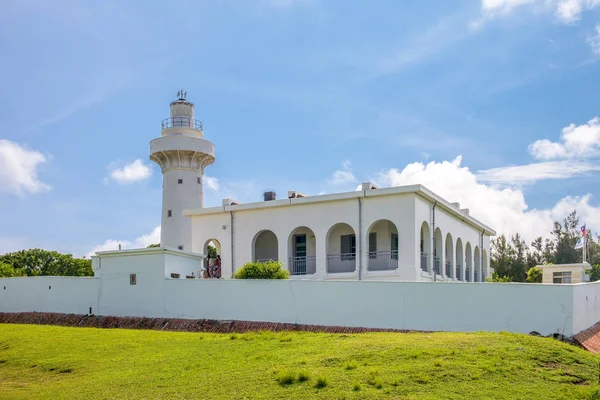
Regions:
[[445, 261, 451, 277], [327, 253, 356, 273], [367, 251, 398, 271], [420, 252, 428, 271], [289, 256, 316, 275], [455, 264, 461, 281], [434, 257, 441, 275], [161, 117, 203, 130]]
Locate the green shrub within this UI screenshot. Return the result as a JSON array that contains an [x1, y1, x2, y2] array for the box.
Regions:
[[344, 361, 358, 370], [298, 371, 310, 382], [314, 376, 328, 389], [275, 370, 296, 385], [352, 382, 361, 391], [233, 260, 289, 279]]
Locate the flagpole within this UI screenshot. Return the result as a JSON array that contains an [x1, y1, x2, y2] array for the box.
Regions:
[[583, 223, 587, 264]]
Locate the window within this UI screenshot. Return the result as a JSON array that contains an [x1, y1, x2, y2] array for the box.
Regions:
[[178, 179, 183, 184], [391, 233, 398, 260], [553, 271, 572, 284], [130, 274, 136, 285], [197, 177, 201, 184], [369, 232, 377, 259], [294, 234, 307, 258], [341, 234, 356, 260], [167, 210, 172, 218], [178, 245, 184, 250], [170, 273, 180, 279]]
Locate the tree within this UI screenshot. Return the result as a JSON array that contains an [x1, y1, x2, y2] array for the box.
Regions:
[[485, 272, 513, 283], [589, 264, 600, 282], [147, 244, 160, 248], [0, 263, 26, 277], [526, 267, 542, 283], [0, 249, 92, 277], [233, 260, 289, 279], [207, 245, 217, 259]]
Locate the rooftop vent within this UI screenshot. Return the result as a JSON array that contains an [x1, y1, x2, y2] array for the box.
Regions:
[[222, 198, 239, 206], [362, 181, 379, 191], [263, 191, 276, 201], [288, 190, 305, 199], [461, 208, 470, 215], [452, 202, 460, 209]]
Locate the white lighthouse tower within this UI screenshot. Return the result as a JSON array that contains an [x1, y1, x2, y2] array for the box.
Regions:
[[150, 91, 215, 251]]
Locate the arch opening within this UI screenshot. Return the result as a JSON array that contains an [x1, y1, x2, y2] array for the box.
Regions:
[[455, 238, 464, 281], [252, 230, 279, 262], [288, 226, 316, 275], [326, 223, 357, 274], [465, 242, 473, 282], [367, 219, 399, 271], [483, 249, 488, 281], [203, 239, 222, 279], [420, 222, 431, 272], [474, 246, 481, 282], [434, 228, 443, 275], [445, 233, 454, 278]]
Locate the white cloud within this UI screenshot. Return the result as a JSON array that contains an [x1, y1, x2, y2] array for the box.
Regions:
[[556, 0, 582, 23], [108, 159, 152, 184], [330, 160, 356, 185], [528, 117, 600, 160], [474, 0, 600, 26], [481, 0, 535, 16], [589, 24, 600, 55], [86, 226, 160, 257], [477, 160, 600, 184], [204, 176, 220, 191], [374, 156, 600, 243], [0, 139, 51, 196]]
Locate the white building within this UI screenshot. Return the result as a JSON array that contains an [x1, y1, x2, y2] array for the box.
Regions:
[[150, 94, 495, 282]]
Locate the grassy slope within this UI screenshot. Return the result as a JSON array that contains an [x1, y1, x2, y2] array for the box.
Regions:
[[1, 324, 599, 399]]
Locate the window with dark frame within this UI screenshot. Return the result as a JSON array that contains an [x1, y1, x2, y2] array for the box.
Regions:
[[391, 233, 399, 260], [197, 177, 201, 184], [130, 274, 136, 285], [340, 234, 356, 261], [178, 245, 184, 250], [178, 179, 183, 184], [167, 210, 172, 218], [369, 232, 377, 259], [553, 271, 572, 284]]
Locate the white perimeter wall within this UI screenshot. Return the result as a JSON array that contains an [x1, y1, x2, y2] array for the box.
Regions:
[[573, 282, 600, 335], [0, 277, 98, 315], [4, 272, 599, 337]]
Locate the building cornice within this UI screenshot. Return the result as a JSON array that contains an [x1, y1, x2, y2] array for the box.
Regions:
[[184, 184, 497, 236], [93, 246, 205, 260]]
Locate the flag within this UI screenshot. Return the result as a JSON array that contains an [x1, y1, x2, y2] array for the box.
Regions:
[[575, 237, 584, 249], [581, 225, 587, 236]]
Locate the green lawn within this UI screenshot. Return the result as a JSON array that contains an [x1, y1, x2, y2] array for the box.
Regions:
[[1, 324, 599, 399]]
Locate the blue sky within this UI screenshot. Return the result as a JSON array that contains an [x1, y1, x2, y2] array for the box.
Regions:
[[1, 0, 600, 256]]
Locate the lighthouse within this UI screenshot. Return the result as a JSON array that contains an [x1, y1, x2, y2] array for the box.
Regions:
[[150, 91, 215, 251]]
